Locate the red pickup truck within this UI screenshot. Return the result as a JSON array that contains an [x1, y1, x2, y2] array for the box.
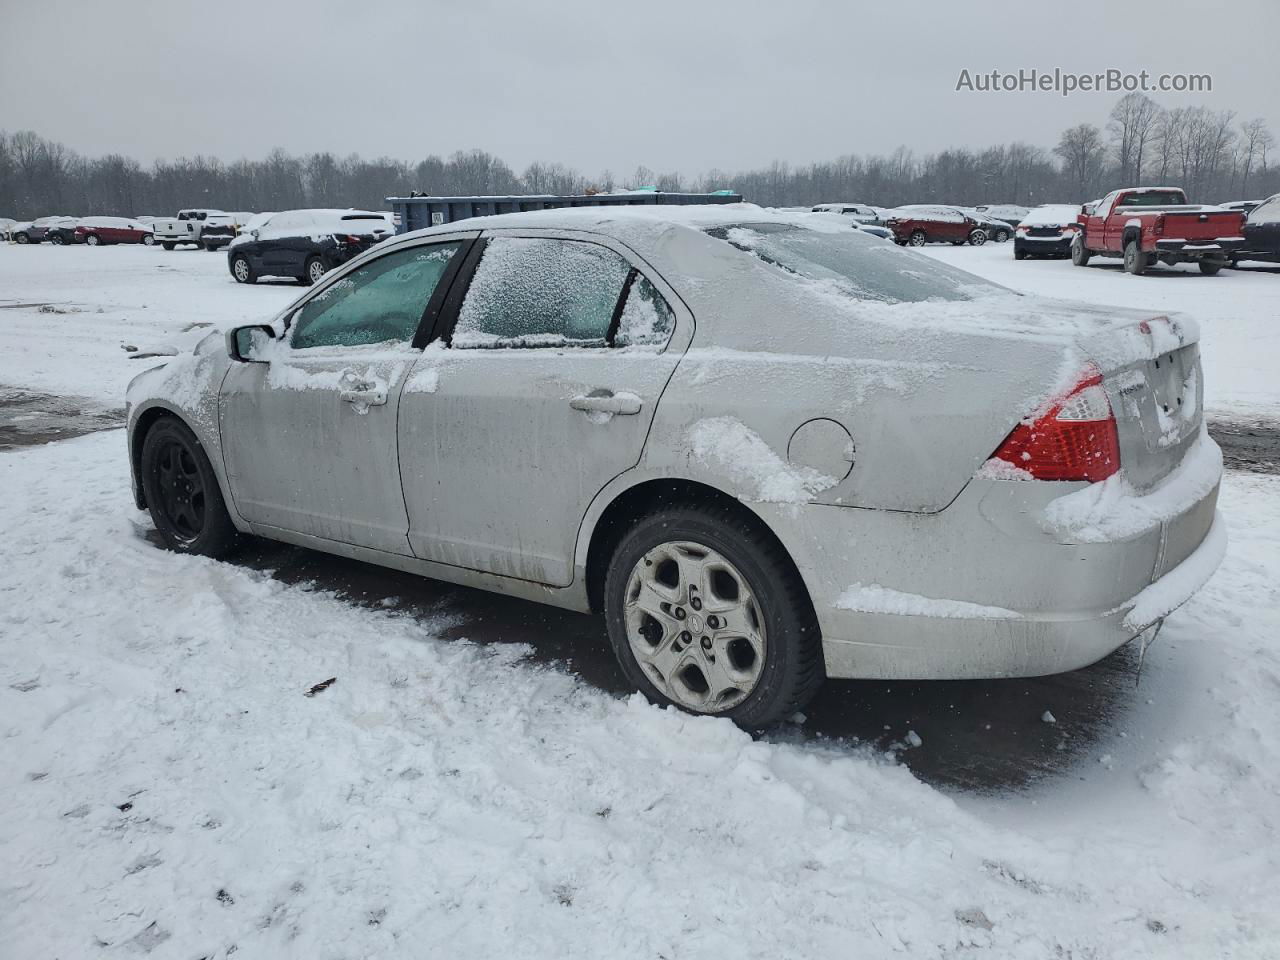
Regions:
[[1071, 187, 1245, 275]]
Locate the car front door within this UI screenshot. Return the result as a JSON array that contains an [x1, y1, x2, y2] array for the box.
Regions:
[[397, 231, 691, 586], [219, 235, 472, 553]]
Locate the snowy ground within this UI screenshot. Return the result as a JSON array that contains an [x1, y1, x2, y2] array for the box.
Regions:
[[3, 240, 1280, 957]]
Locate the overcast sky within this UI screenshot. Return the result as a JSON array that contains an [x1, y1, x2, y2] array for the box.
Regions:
[[2, 0, 1277, 175]]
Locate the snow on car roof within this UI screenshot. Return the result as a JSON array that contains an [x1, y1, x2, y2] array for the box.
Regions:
[[1019, 204, 1083, 226]]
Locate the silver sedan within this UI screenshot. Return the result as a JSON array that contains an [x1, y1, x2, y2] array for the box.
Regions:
[[125, 207, 1224, 727]]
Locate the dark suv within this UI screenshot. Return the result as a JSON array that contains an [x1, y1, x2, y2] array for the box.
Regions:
[[227, 209, 395, 284]]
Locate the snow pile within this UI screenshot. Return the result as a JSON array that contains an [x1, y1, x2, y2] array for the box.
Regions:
[[1041, 430, 1224, 542], [687, 416, 836, 502], [835, 583, 1022, 619], [4, 434, 1280, 956]]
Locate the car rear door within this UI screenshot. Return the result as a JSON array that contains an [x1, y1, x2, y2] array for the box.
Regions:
[[397, 230, 692, 587], [219, 234, 473, 553]]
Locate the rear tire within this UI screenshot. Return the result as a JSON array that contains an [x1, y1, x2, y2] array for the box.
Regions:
[[142, 234, 155, 246], [968, 229, 987, 246], [1199, 260, 1223, 275], [992, 228, 1010, 242], [1071, 236, 1091, 266], [603, 504, 824, 728], [1014, 248, 1028, 260], [140, 417, 239, 558], [85, 233, 101, 246], [231, 254, 257, 284], [15, 232, 30, 244], [162, 241, 176, 251], [908, 230, 927, 246], [49, 233, 65, 246], [1123, 240, 1146, 275]]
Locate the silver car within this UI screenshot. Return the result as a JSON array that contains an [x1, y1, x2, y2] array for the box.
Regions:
[[125, 208, 1224, 727]]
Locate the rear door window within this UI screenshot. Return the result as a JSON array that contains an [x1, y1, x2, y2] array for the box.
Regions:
[[451, 237, 633, 348], [289, 242, 462, 349]]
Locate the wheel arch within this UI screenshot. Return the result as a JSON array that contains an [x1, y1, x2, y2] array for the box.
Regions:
[[1122, 225, 1143, 248], [581, 476, 814, 619], [128, 402, 232, 515]]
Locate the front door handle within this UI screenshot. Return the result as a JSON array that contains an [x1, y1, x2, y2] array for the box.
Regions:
[[569, 392, 641, 416], [340, 387, 387, 406]]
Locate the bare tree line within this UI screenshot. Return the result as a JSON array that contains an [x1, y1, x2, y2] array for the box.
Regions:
[[1, 94, 1274, 220]]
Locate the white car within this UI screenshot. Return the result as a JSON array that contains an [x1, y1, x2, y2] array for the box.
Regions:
[[810, 203, 882, 225], [126, 206, 1224, 727]]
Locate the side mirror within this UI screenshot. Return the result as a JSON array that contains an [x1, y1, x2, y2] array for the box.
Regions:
[[249, 229, 259, 240], [228, 324, 275, 363]]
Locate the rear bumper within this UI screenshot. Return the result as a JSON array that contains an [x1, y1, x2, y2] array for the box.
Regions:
[[757, 438, 1224, 680], [1015, 235, 1072, 255], [1155, 237, 1246, 256]]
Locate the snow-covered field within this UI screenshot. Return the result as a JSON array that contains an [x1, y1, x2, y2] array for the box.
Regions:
[[3, 240, 1280, 957]]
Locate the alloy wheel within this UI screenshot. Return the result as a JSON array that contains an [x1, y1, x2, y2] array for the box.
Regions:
[[155, 438, 207, 542], [233, 258, 249, 282], [623, 540, 767, 713], [308, 260, 325, 283]]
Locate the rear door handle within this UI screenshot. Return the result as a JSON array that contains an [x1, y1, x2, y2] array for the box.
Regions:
[[569, 392, 641, 415], [340, 387, 387, 406]]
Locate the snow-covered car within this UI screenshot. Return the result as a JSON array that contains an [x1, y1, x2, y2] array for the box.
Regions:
[[45, 219, 83, 245], [975, 203, 1031, 227], [197, 212, 255, 251], [0, 217, 16, 240], [75, 216, 156, 246], [1233, 193, 1280, 265], [811, 202, 882, 224], [962, 209, 1013, 243], [226, 209, 395, 284], [884, 206, 986, 245], [126, 206, 1225, 727], [10, 215, 78, 244], [1014, 204, 1083, 260]]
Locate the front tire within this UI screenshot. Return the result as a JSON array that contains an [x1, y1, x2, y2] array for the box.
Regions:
[[1123, 240, 1146, 275], [14, 232, 30, 244], [142, 233, 155, 246], [85, 233, 100, 246], [231, 254, 257, 284], [1014, 247, 1028, 260], [968, 229, 987, 246], [603, 505, 823, 728], [992, 228, 1010, 243], [49, 233, 65, 246], [908, 230, 927, 246], [1071, 236, 1091, 266], [140, 417, 239, 557], [162, 241, 176, 251], [300, 256, 327, 285]]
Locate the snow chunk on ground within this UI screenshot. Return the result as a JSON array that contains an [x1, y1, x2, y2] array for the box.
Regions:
[[835, 582, 1022, 619], [1041, 430, 1223, 542], [687, 416, 835, 502]]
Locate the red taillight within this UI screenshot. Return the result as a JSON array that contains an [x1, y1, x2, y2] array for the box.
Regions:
[[990, 367, 1120, 482], [1153, 214, 1165, 236]]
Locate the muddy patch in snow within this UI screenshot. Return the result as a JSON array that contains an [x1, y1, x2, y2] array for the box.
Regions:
[[0, 385, 124, 449]]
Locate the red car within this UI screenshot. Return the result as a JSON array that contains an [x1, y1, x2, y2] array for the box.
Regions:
[[885, 206, 986, 246], [75, 217, 156, 246]]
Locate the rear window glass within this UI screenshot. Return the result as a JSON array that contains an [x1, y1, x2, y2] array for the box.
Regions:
[[1116, 191, 1185, 207], [704, 222, 1003, 304]]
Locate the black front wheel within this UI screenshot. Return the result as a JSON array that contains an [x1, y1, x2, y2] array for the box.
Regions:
[[140, 418, 239, 557]]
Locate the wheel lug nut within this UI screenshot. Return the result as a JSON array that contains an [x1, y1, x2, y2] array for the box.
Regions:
[[707, 616, 719, 629], [680, 631, 691, 643], [690, 598, 702, 611], [674, 607, 686, 620], [701, 636, 712, 649]]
